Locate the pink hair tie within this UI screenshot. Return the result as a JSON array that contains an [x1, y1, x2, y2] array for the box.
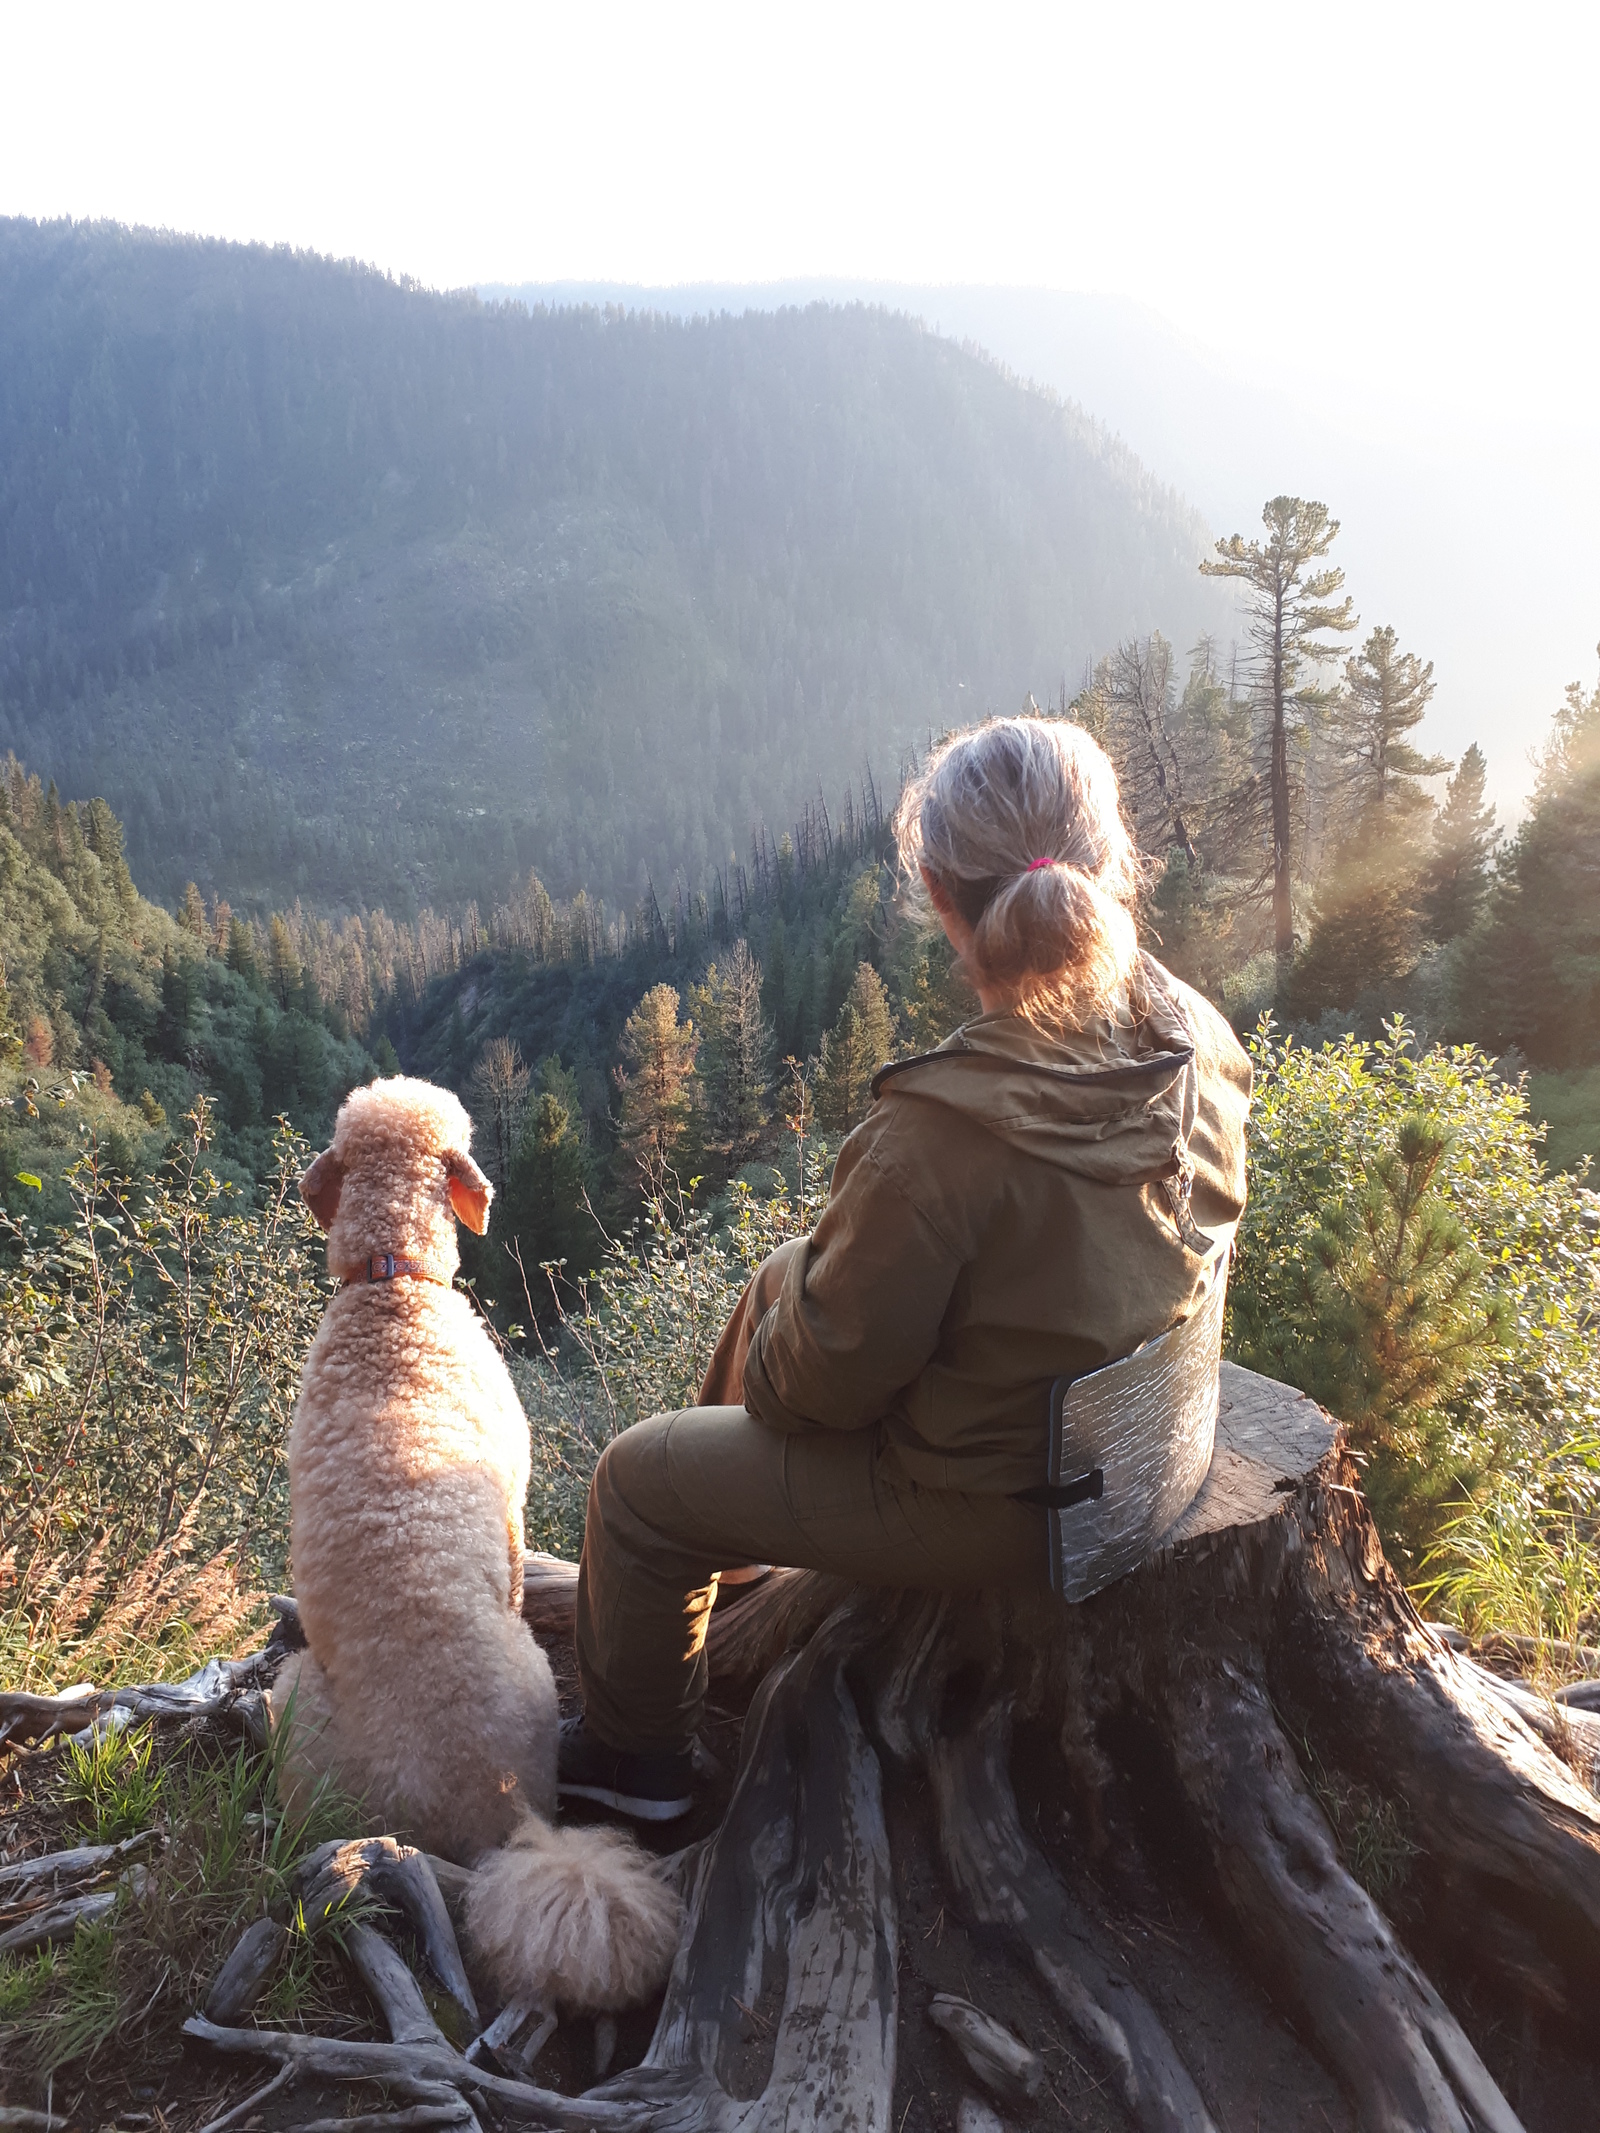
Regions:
[[1026, 856, 1055, 872]]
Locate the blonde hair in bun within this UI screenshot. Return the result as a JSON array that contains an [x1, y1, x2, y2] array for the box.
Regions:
[[894, 714, 1145, 1025]]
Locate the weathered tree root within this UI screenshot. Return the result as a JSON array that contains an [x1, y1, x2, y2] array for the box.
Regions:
[[1269, 1485, 1600, 2020], [204, 1916, 288, 2023], [590, 1603, 898, 2131], [1163, 1659, 1521, 2133], [296, 1836, 479, 2030], [927, 1696, 1219, 2133], [924, 1995, 1044, 2110]]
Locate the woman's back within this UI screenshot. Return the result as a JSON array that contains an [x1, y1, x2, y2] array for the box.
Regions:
[[741, 956, 1250, 1495]]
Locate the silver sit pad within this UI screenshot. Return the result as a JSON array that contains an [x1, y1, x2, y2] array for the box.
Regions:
[[1046, 1256, 1228, 1603]]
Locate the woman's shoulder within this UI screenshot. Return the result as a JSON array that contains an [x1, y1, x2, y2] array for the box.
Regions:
[[1141, 957, 1252, 1101]]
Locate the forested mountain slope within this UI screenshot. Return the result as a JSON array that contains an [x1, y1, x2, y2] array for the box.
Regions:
[[0, 760, 379, 1209], [0, 218, 1223, 915]]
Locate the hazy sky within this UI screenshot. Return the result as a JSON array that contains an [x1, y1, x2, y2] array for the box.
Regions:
[[7, 1, 1596, 431], [5, 2, 1598, 801]]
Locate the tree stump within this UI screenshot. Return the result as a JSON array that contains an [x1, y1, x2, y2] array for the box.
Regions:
[[522, 1366, 1600, 2132]]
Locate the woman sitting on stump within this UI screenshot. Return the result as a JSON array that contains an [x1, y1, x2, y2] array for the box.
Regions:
[[558, 714, 1252, 1821]]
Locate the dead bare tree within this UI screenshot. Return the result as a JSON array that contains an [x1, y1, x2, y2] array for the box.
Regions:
[[469, 1037, 531, 1198], [1095, 634, 1199, 865]]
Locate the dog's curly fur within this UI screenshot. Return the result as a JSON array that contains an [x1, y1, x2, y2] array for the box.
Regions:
[[272, 1076, 681, 2013]]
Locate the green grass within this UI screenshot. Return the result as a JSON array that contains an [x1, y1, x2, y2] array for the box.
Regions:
[[0, 1718, 368, 2096], [1528, 1066, 1600, 1177], [61, 1724, 167, 1845]]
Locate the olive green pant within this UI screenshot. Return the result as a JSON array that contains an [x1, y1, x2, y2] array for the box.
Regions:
[[574, 1241, 1050, 1754]]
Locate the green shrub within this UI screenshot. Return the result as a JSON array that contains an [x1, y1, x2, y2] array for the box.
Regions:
[[1234, 1017, 1600, 1637], [510, 1164, 819, 1557]]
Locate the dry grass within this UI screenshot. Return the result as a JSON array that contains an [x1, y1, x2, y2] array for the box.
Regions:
[[0, 1517, 270, 1694]]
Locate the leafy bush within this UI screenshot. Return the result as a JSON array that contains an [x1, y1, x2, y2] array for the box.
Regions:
[[510, 1162, 821, 1558], [1234, 1017, 1600, 1641]]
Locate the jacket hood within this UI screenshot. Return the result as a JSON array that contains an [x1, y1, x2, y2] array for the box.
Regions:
[[870, 957, 1203, 1192]]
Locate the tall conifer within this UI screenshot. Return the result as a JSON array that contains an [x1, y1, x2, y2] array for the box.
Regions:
[[615, 984, 698, 1177], [691, 940, 773, 1161], [1200, 498, 1357, 964], [1424, 745, 1498, 943], [816, 964, 895, 1133]]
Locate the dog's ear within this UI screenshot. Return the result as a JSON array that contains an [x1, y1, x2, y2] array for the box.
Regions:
[[300, 1148, 345, 1232], [446, 1152, 492, 1235]]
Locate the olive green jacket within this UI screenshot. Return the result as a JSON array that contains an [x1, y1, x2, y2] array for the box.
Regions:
[[741, 956, 1252, 1496]]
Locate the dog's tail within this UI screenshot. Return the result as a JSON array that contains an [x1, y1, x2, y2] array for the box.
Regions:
[[463, 1814, 683, 2014]]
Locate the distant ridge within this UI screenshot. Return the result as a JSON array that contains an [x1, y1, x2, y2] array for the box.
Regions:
[[479, 279, 1600, 815], [0, 220, 1225, 914]]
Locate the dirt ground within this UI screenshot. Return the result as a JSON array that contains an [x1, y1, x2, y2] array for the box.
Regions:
[[3, 1619, 1594, 2131]]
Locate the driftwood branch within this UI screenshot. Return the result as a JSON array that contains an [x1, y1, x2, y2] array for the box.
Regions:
[[0, 1652, 269, 1751], [179, 2015, 652, 2129], [0, 1833, 153, 1899], [276, 2106, 473, 2133], [193, 2061, 296, 2133], [0, 1865, 146, 1956]]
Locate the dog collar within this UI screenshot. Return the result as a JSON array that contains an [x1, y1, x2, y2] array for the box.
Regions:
[[338, 1254, 449, 1289]]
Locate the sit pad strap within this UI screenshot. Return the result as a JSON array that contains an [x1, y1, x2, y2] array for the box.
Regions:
[[1014, 1467, 1105, 1511]]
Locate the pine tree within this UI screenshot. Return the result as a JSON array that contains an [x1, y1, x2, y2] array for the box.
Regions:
[[1423, 745, 1497, 943], [179, 881, 209, 941], [1463, 663, 1600, 1064], [227, 917, 263, 987], [1200, 498, 1358, 964], [268, 915, 303, 1010], [1285, 858, 1419, 1017], [1331, 626, 1449, 830], [1289, 627, 1449, 1016], [1087, 633, 1198, 860], [691, 940, 773, 1161], [1285, 1112, 1510, 1572], [889, 930, 971, 1054], [504, 1087, 596, 1297], [615, 983, 698, 1178], [816, 963, 895, 1133], [156, 949, 196, 1062]]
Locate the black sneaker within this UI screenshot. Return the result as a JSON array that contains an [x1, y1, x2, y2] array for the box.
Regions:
[[557, 1715, 695, 1823]]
